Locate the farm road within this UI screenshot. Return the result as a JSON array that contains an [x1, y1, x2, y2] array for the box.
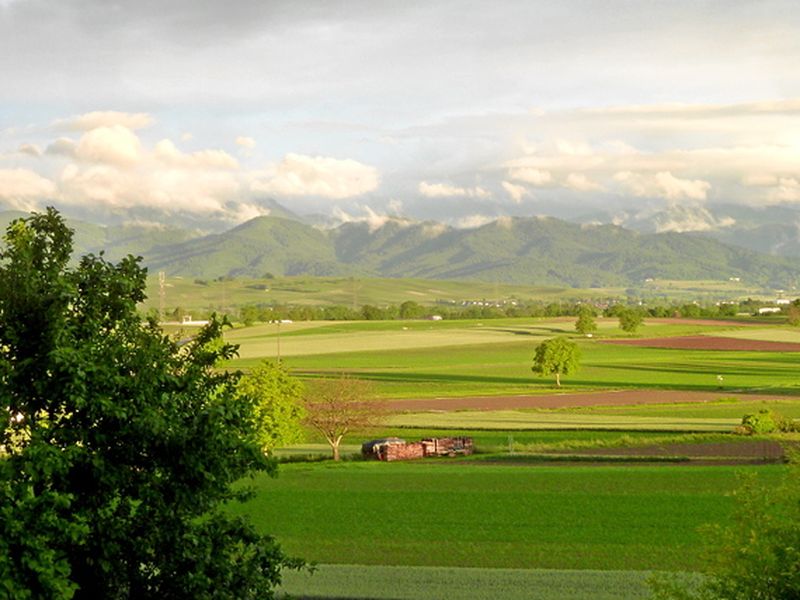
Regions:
[[386, 389, 789, 412]]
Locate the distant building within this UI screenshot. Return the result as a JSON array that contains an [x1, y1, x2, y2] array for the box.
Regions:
[[758, 307, 782, 315], [428, 315, 443, 321]]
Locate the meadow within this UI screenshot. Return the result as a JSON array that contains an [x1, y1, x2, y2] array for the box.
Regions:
[[222, 319, 800, 399], [227, 462, 786, 599], [218, 315, 800, 598], [144, 274, 765, 315]]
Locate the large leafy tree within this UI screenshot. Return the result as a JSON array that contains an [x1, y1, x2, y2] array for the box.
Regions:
[[0, 209, 299, 599], [531, 336, 580, 387], [237, 360, 306, 455]]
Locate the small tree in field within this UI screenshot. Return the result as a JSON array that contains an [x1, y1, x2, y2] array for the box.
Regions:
[[303, 376, 384, 460], [618, 308, 644, 333], [237, 360, 306, 455], [575, 305, 598, 335], [532, 336, 580, 387]]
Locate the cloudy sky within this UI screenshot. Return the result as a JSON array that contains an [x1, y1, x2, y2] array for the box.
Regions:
[[1, 0, 800, 228]]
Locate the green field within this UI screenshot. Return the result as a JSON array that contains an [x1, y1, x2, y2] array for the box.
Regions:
[[230, 462, 785, 573], [144, 274, 769, 315], [279, 564, 661, 600], [220, 316, 799, 598], [145, 275, 611, 313], [238, 338, 800, 399]]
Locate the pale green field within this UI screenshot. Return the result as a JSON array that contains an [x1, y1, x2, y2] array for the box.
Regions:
[[145, 275, 604, 312], [705, 327, 800, 342], [388, 410, 736, 432], [225, 320, 566, 359], [279, 564, 657, 600]]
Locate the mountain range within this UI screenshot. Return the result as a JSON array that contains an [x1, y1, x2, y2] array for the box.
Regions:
[[2, 204, 799, 288]]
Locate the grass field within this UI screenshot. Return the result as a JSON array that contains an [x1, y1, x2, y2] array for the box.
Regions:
[[388, 410, 738, 431], [144, 275, 768, 314], [279, 564, 662, 600], [216, 315, 800, 598], [229, 462, 785, 572], [144, 275, 612, 313], [216, 317, 800, 399]]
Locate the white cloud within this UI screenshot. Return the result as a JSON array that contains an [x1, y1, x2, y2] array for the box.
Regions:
[[507, 167, 552, 186], [455, 214, 495, 229], [76, 125, 142, 166], [614, 171, 711, 201], [45, 137, 77, 157], [251, 153, 379, 199], [0, 168, 57, 210], [18, 143, 41, 157], [771, 178, 800, 203], [154, 139, 239, 170], [418, 181, 491, 198], [332, 205, 409, 232], [235, 136, 256, 149], [742, 173, 778, 187], [501, 181, 527, 203], [564, 173, 603, 192], [56, 111, 154, 131]]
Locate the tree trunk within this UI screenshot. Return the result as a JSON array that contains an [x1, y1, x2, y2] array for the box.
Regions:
[[332, 443, 340, 461], [555, 372, 561, 387]]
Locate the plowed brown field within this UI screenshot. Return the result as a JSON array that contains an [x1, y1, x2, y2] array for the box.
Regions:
[[386, 389, 785, 412], [602, 335, 800, 352]]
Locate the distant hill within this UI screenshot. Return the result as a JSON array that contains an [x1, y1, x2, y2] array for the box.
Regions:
[[3, 207, 799, 288], [142, 214, 800, 287], [577, 203, 800, 258]]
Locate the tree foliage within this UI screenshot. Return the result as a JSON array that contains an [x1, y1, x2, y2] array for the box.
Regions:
[[237, 360, 306, 454], [303, 376, 384, 461], [0, 209, 300, 599], [531, 336, 580, 387], [618, 308, 644, 333], [650, 463, 800, 600], [574, 305, 598, 335]]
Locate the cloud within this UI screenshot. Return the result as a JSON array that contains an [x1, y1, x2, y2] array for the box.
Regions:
[[418, 181, 491, 198], [564, 173, 603, 192], [771, 178, 800, 203], [455, 214, 495, 229], [18, 143, 41, 157], [56, 111, 154, 131], [332, 205, 410, 232], [154, 139, 239, 170], [614, 171, 711, 201], [45, 137, 77, 157], [235, 136, 256, 149], [75, 125, 142, 166], [251, 153, 380, 199], [507, 167, 552, 186], [0, 168, 57, 210], [501, 181, 527, 203]]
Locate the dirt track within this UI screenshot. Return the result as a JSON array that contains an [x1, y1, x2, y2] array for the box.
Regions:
[[602, 335, 800, 352], [385, 389, 788, 412]]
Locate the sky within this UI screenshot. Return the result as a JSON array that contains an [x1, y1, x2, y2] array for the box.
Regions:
[[1, 0, 800, 229]]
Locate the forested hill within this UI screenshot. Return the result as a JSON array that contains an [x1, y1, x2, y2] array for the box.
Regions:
[[1, 210, 797, 287], [144, 215, 800, 287]]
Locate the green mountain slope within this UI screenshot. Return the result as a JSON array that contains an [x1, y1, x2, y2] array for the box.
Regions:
[[146, 216, 346, 278], [3, 210, 797, 287], [145, 215, 800, 287]]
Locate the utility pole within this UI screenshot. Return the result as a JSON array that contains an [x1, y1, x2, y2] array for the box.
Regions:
[[158, 271, 165, 322], [276, 321, 281, 361]]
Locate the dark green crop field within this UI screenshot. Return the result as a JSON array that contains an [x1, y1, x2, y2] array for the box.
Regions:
[[229, 462, 785, 572]]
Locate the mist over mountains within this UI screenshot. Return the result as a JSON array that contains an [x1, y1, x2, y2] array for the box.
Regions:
[[3, 202, 800, 289]]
